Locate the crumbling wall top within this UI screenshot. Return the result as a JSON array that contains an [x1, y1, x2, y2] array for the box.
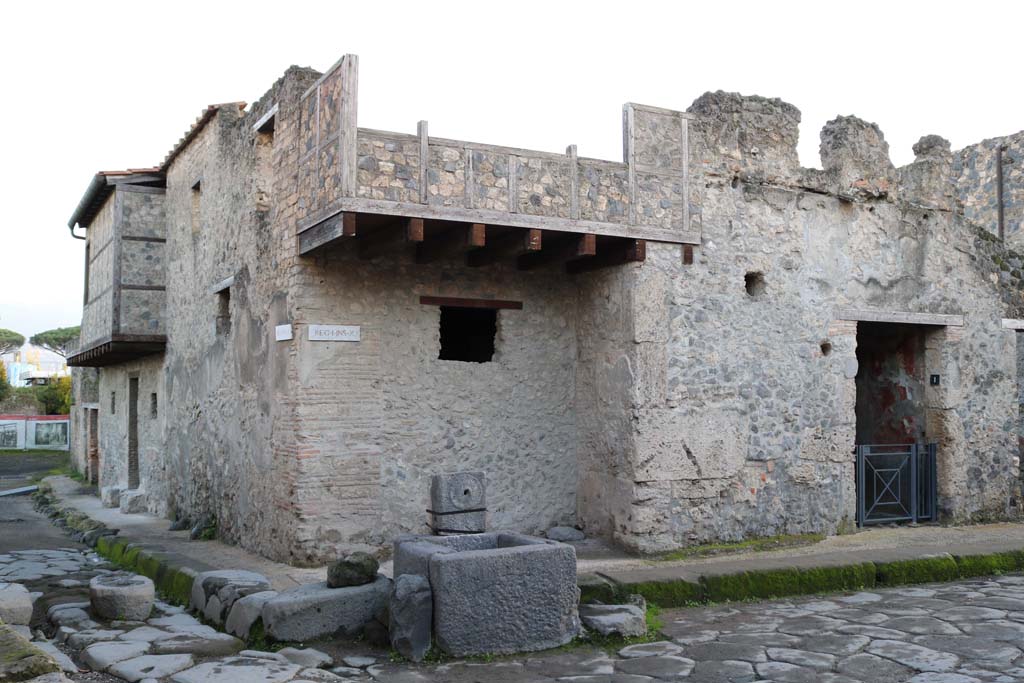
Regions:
[[819, 115, 896, 198], [687, 90, 801, 183]]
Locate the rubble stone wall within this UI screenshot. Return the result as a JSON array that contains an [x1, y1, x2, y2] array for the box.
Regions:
[[955, 131, 1024, 246], [589, 98, 1022, 553]]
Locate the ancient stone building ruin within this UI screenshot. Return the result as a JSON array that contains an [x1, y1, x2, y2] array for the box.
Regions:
[[67, 54, 1024, 564]]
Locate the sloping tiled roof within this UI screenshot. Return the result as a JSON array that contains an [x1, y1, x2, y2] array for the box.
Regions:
[[159, 102, 247, 172], [68, 102, 247, 230], [67, 169, 162, 229]]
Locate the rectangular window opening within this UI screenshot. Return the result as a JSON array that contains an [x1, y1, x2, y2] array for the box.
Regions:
[[110, 391, 116, 413], [439, 306, 497, 363], [216, 288, 231, 336], [191, 179, 202, 234], [150, 393, 158, 419]]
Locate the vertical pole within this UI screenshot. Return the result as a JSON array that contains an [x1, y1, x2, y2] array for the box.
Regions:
[[997, 145, 1005, 240], [417, 120, 428, 205], [913, 444, 921, 524], [930, 443, 938, 520], [856, 446, 865, 527]]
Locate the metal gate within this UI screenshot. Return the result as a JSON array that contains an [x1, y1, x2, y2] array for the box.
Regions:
[[856, 443, 937, 526]]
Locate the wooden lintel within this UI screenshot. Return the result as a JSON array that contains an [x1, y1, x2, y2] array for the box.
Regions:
[[416, 224, 487, 264], [358, 217, 424, 260], [419, 295, 523, 310], [467, 228, 541, 267], [566, 239, 647, 274], [518, 233, 595, 270]]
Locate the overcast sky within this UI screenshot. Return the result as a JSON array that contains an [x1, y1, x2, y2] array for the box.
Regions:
[[1, 0, 1020, 338]]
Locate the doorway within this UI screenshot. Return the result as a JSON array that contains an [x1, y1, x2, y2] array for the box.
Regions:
[[128, 377, 140, 490], [854, 322, 938, 525], [87, 408, 99, 485]]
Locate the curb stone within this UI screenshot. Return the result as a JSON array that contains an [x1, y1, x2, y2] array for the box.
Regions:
[[585, 550, 1024, 607]]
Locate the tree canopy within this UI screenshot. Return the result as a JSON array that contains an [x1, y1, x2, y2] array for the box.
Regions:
[[0, 364, 10, 403], [36, 376, 72, 415], [0, 328, 25, 356], [30, 326, 80, 358]]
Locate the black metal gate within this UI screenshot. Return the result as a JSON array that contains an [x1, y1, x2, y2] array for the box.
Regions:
[[856, 443, 937, 526]]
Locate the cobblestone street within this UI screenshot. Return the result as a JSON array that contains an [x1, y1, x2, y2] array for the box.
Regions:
[[4, 491, 1024, 681], [379, 575, 1024, 683]]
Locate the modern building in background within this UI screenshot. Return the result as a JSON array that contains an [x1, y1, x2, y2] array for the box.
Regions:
[[66, 53, 1024, 566], [1, 345, 69, 388]]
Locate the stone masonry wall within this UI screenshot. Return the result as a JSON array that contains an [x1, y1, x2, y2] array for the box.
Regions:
[[284, 249, 579, 558], [95, 355, 165, 507], [155, 68, 322, 558], [955, 131, 1024, 246], [589, 98, 1022, 553]]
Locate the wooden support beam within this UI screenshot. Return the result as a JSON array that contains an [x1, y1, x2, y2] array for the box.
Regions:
[[466, 228, 541, 267], [518, 233, 595, 270], [566, 239, 646, 274], [358, 217, 424, 260], [297, 211, 358, 254], [416, 224, 487, 264]]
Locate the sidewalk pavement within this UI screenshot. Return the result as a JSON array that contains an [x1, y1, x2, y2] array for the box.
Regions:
[[46, 475, 1024, 597]]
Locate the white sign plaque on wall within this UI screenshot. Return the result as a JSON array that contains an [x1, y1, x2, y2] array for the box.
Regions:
[[308, 324, 361, 342], [275, 324, 294, 341]]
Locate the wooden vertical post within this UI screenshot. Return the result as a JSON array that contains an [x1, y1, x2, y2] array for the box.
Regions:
[[418, 120, 429, 204], [338, 54, 359, 197], [624, 104, 637, 226], [567, 144, 579, 220], [508, 155, 519, 214]]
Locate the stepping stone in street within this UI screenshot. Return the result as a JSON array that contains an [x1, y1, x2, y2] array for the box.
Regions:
[[109, 654, 194, 682], [90, 574, 155, 621], [616, 655, 695, 678], [618, 641, 684, 658], [867, 639, 960, 672]]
